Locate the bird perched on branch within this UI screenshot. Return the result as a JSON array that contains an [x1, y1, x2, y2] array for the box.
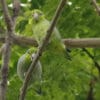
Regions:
[[31, 9, 71, 93], [17, 47, 42, 93], [32, 9, 71, 57], [32, 9, 64, 47]]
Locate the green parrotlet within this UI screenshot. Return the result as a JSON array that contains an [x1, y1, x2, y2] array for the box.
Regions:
[[31, 9, 71, 95], [17, 47, 42, 86]]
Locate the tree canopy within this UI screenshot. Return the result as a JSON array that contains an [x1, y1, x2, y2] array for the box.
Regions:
[[0, 0, 100, 100]]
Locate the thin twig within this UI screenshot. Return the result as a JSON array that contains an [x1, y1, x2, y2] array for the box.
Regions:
[[82, 48, 100, 77], [19, 0, 67, 100], [12, 0, 20, 29], [92, 0, 100, 15], [87, 78, 96, 100]]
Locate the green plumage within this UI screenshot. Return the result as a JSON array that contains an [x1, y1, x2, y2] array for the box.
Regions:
[[32, 9, 65, 52], [17, 48, 42, 85], [32, 9, 69, 95]]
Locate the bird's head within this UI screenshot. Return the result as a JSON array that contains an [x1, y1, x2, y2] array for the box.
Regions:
[[32, 9, 45, 23], [26, 47, 37, 55]]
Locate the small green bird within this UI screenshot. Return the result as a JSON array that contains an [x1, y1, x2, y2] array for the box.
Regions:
[[17, 47, 42, 86], [31, 9, 71, 95], [32, 9, 70, 57], [32, 9, 64, 48]]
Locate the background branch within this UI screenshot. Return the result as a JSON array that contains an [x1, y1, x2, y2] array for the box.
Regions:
[[63, 38, 100, 48], [0, 0, 17, 99], [0, 33, 37, 46], [92, 0, 100, 15], [1, 33, 100, 47], [0, 36, 11, 100], [19, 0, 67, 100], [12, 0, 20, 29], [87, 77, 97, 100], [82, 48, 100, 99], [12, 34, 38, 46], [0, 0, 13, 32], [82, 48, 100, 77]]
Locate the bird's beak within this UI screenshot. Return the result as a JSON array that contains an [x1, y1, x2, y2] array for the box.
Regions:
[[33, 12, 39, 21]]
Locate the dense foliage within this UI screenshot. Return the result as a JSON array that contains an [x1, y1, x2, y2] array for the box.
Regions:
[[0, 0, 100, 100]]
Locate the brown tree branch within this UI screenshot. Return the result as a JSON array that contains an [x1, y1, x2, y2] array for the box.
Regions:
[[92, 0, 100, 15], [1, 34, 100, 47], [0, 35, 11, 100], [63, 38, 100, 48], [0, 33, 38, 46], [0, 0, 14, 99], [0, 1, 21, 99], [19, 0, 67, 100], [12, 34, 38, 46]]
